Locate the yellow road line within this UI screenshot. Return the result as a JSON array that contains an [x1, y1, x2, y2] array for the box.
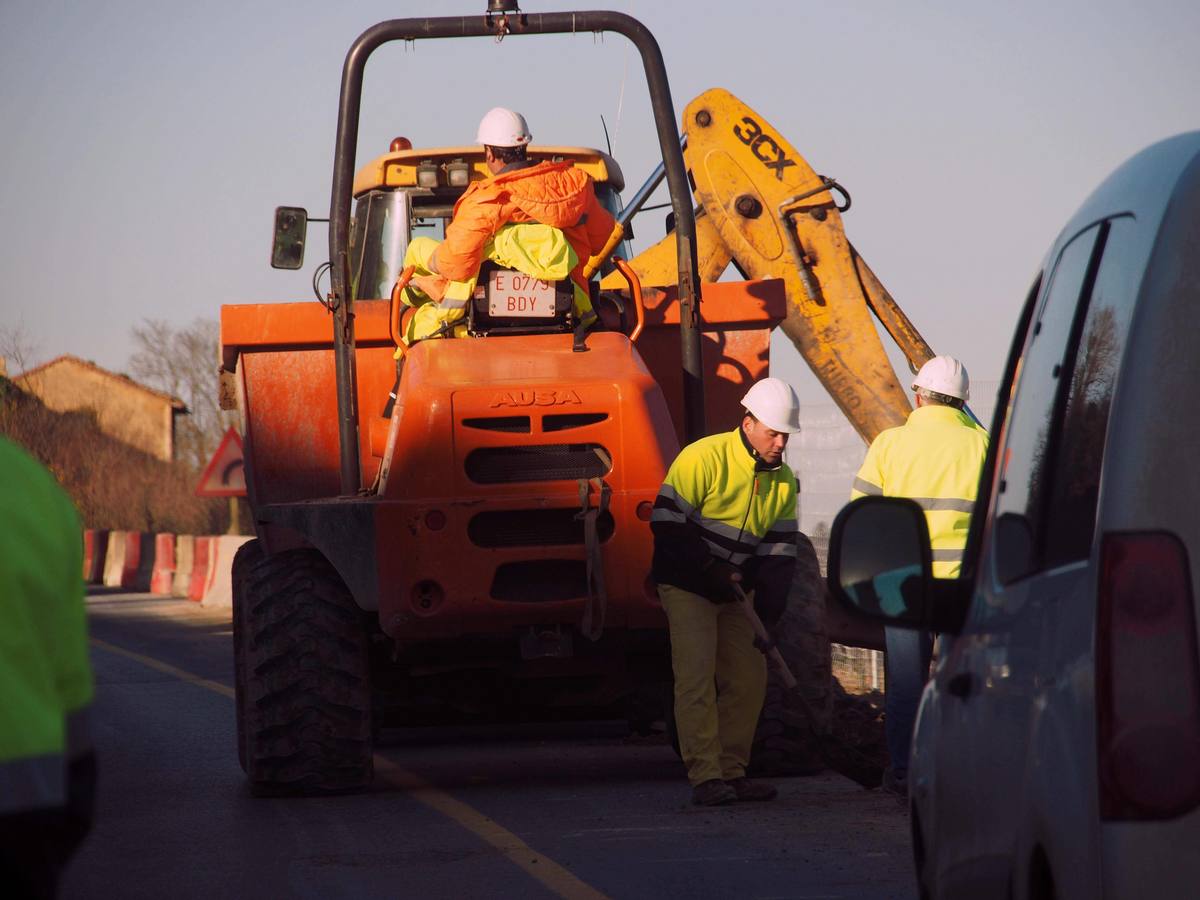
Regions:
[[89, 637, 609, 900], [91, 637, 235, 699], [373, 757, 609, 900]]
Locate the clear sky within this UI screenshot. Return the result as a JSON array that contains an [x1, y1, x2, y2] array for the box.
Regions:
[[3, 0, 1198, 403]]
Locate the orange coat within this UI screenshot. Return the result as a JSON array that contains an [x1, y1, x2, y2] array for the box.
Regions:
[[436, 161, 617, 297]]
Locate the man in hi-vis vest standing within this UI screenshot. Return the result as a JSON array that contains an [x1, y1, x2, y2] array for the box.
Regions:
[[651, 378, 801, 806], [851, 355, 989, 798]]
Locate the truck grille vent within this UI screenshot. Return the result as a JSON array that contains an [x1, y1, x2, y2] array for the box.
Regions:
[[464, 444, 611, 484], [542, 412, 608, 432], [490, 560, 588, 602], [462, 416, 531, 433], [469, 509, 615, 547]]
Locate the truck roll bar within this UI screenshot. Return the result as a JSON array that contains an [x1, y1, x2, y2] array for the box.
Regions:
[[327, 9, 704, 493]]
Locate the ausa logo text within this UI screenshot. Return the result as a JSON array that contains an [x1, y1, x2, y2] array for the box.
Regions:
[[490, 389, 583, 408]]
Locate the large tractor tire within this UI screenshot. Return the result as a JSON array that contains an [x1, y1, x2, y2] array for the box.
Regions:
[[231, 539, 263, 775], [232, 542, 374, 794], [749, 531, 831, 776]]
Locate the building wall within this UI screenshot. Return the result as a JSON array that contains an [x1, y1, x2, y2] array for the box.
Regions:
[[17, 359, 176, 462]]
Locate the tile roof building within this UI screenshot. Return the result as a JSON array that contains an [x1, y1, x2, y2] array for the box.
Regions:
[[14, 355, 187, 462]]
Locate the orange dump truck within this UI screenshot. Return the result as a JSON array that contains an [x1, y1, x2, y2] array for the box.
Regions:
[[220, 7, 821, 793]]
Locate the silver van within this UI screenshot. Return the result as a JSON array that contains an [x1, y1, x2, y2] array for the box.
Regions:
[[827, 132, 1200, 900]]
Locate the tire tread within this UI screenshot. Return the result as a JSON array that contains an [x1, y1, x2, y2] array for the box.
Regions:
[[232, 544, 373, 793]]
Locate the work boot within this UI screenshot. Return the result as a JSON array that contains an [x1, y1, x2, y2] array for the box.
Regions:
[[691, 779, 737, 806], [726, 777, 778, 802]]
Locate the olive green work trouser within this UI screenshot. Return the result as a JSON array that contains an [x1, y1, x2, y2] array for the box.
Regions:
[[659, 583, 767, 786]]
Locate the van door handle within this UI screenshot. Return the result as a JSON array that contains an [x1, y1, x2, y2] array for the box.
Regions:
[[947, 672, 976, 699]]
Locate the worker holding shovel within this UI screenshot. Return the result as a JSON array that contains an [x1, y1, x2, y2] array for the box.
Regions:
[[650, 378, 801, 806]]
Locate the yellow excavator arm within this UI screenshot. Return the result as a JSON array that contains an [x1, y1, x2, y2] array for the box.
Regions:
[[606, 88, 935, 444]]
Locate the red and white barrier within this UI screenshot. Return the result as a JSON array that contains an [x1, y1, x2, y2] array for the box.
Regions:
[[89, 530, 253, 610], [102, 531, 128, 588], [172, 535, 195, 598], [188, 537, 214, 601], [118, 531, 140, 589], [120, 532, 156, 592], [150, 533, 175, 595], [83, 530, 109, 584], [200, 535, 252, 608]]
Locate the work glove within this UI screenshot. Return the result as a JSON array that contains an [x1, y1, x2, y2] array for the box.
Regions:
[[408, 272, 449, 303], [702, 558, 744, 605]]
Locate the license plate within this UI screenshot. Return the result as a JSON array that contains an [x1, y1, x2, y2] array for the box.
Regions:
[[487, 270, 557, 317]]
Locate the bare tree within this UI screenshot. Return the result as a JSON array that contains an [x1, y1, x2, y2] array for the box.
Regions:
[[128, 318, 231, 471], [0, 320, 40, 379]]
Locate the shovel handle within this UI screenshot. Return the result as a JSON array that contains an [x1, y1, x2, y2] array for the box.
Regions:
[[732, 584, 885, 789], [733, 584, 798, 690]]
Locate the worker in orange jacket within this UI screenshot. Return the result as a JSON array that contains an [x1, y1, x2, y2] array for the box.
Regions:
[[399, 107, 619, 341]]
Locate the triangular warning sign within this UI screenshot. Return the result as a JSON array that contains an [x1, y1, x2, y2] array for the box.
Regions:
[[196, 427, 247, 497]]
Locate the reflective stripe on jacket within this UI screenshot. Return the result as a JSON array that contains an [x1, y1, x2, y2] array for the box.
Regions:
[[651, 428, 798, 620], [437, 160, 617, 311], [851, 405, 989, 578], [0, 438, 94, 814]]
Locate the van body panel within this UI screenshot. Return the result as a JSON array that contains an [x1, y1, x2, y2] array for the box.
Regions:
[[896, 132, 1200, 899]]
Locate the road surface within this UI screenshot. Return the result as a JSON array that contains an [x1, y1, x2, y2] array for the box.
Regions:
[[62, 590, 915, 899]]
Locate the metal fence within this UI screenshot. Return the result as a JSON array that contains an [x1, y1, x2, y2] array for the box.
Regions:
[[832, 644, 885, 694], [807, 528, 886, 695]]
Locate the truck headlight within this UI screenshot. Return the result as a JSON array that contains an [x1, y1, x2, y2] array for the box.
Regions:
[[446, 161, 470, 187], [416, 162, 439, 188]]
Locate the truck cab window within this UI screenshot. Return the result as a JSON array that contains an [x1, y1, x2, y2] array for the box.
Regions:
[[594, 183, 632, 259], [350, 190, 412, 301]]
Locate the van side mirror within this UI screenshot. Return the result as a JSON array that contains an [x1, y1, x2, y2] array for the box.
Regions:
[[828, 496, 932, 627], [271, 206, 308, 269]]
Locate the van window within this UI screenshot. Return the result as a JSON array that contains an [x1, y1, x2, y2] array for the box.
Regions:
[[1042, 217, 1139, 566], [993, 225, 1102, 568]]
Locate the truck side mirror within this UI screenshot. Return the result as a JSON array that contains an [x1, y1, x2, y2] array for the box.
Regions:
[[827, 496, 933, 627], [271, 206, 308, 269]]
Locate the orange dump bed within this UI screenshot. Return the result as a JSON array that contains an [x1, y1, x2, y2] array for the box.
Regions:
[[220, 279, 785, 640]]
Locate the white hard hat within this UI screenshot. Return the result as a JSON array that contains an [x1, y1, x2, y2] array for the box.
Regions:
[[912, 355, 970, 401], [475, 107, 532, 147], [741, 377, 801, 433]]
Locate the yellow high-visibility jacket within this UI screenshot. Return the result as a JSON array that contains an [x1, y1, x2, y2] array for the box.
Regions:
[[851, 404, 989, 578], [437, 158, 615, 309], [399, 224, 577, 343], [0, 438, 94, 816], [651, 428, 798, 624]]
